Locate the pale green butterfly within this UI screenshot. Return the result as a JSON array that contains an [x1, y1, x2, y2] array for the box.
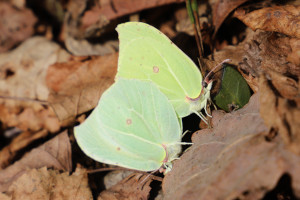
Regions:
[[74, 79, 183, 172], [116, 22, 212, 123]]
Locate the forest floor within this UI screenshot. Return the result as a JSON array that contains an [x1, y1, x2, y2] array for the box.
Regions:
[[0, 0, 299, 199]]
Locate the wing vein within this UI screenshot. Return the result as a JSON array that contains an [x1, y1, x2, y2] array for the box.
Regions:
[[152, 44, 188, 95], [96, 125, 161, 164], [100, 122, 161, 148], [151, 84, 163, 141]]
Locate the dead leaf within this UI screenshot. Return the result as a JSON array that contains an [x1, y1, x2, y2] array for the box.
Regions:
[[0, 36, 70, 101], [63, 0, 185, 56], [103, 170, 134, 189], [238, 30, 300, 90], [235, 30, 300, 154], [62, 0, 113, 56], [0, 36, 70, 132], [98, 173, 152, 200], [0, 2, 37, 53], [268, 70, 299, 99], [234, 5, 300, 38], [64, 36, 119, 56], [46, 53, 118, 121], [97, 0, 184, 20], [0, 193, 11, 200], [163, 93, 300, 199], [251, 30, 299, 76], [260, 75, 300, 155], [287, 38, 300, 65], [4, 166, 92, 200], [211, 0, 250, 38], [179, 21, 299, 159], [0, 130, 48, 169], [0, 104, 60, 133], [0, 131, 72, 192]]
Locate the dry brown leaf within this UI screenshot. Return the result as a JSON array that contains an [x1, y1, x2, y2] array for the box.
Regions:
[[260, 75, 300, 155], [0, 36, 70, 101], [4, 166, 92, 200], [0, 130, 48, 169], [0, 2, 37, 53], [103, 170, 134, 189], [62, 0, 114, 56], [237, 30, 300, 91], [268, 70, 299, 99], [101, 0, 185, 20], [234, 5, 300, 38], [236, 30, 300, 153], [211, 0, 250, 37], [0, 131, 72, 192], [0, 104, 60, 133], [46, 54, 118, 121], [253, 32, 300, 76], [287, 38, 300, 66], [163, 93, 300, 199], [98, 173, 152, 200], [203, 28, 299, 97], [63, 0, 185, 56], [0, 193, 11, 200], [0, 36, 70, 132], [64, 36, 119, 56]]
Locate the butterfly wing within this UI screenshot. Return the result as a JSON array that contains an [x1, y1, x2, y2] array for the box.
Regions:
[[74, 79, 182, 171], [116, 22, 203, 118]]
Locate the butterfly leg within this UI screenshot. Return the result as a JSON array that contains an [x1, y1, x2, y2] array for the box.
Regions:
[[193, 111, 208, 124]]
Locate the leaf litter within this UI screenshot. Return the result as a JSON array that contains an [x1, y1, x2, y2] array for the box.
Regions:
[[235, 4, 300, 155], [0, 2, 37, 53], [46, 53, 118, 122], [0, 131, 71, 192], [99, 173, 152, 200], [0, 0, 299, 199], [163, 93, 300, 199], [235, 5, 300, 38], [3, 166, 92, 200], [0, 37, 68, 132]]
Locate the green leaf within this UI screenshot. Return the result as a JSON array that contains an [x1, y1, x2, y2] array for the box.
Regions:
[[213, 66, 251, 112]]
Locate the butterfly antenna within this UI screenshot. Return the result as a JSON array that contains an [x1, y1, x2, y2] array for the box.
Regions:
[[203, 59, 232, 85]]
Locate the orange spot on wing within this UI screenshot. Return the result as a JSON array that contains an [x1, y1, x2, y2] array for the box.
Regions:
[[126, 118, 132, 125], [153, 66, 159, 73]]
